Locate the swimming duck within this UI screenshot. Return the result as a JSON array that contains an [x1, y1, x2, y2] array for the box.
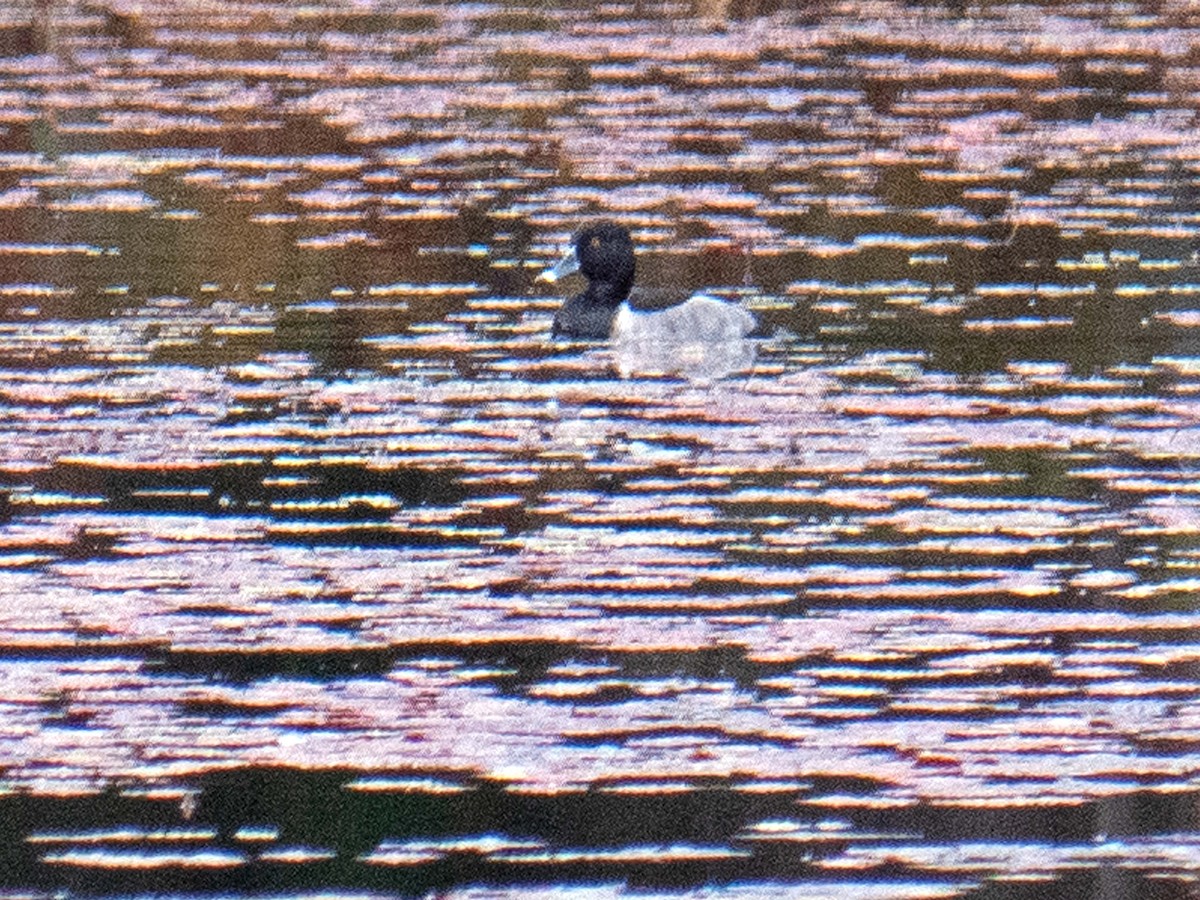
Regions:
[[538, 221, 757, 378]]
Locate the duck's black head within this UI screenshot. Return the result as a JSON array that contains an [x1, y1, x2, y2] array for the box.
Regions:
[[546, 221, 637, 337], [574, 221, 635, 299]]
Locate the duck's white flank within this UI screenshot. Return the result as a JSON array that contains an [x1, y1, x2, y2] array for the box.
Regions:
[[612, 294, 757, 379]]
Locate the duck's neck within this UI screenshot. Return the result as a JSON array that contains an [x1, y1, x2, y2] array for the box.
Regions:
[[586, 275, 633, 309]]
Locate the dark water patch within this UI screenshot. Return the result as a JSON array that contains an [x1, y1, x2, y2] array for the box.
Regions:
[[0, 642, 171, 663], [0, 787, 193, 890], [7, 767, 1197, 894], [193, 767, 804, 849], [264, 520, 498, 548], [152, 647, 396, 683], [2, 767, 844, 892], [19, 459, 465, 520], [150, 640, 792, 697]]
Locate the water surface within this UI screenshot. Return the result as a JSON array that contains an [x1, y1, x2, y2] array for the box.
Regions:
[[1, 1, 1199, 897]]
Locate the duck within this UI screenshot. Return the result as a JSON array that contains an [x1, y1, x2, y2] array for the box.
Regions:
[[537, 221, 757, 378]]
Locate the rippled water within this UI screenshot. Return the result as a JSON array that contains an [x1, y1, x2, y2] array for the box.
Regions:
[[1, 1, 1200, 898]]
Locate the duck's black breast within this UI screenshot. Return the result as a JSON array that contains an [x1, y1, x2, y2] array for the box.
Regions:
[[551, 287, 696, 338], [551, 292, 620, 338]]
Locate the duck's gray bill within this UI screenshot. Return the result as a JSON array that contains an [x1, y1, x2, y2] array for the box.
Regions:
[[536, 246, 580, 284]]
